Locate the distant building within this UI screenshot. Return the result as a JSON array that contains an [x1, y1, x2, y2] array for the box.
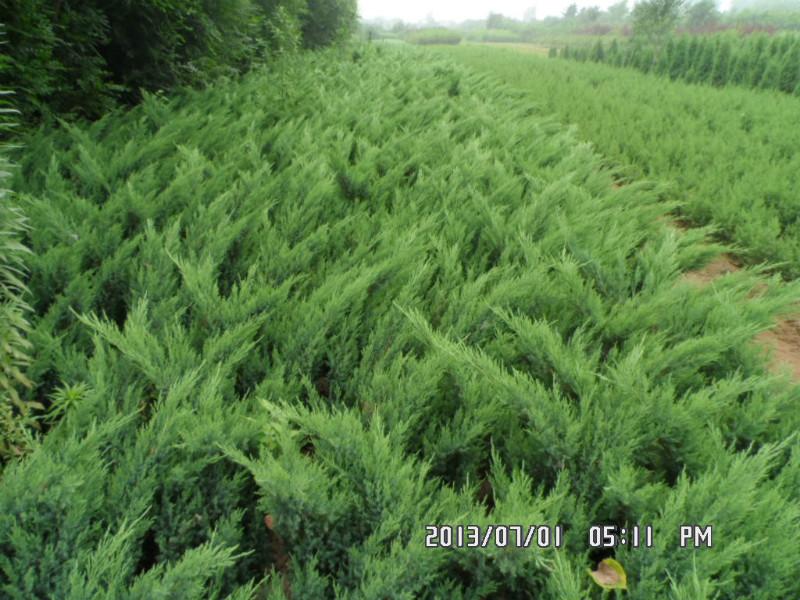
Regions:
[[524, 6, 538, 22]]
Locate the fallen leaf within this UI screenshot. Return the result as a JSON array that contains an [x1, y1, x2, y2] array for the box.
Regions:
[[588, 558, 627, 590]]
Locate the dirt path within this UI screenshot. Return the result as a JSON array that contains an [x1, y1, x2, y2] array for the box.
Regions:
[[679, 242, 800, 380]]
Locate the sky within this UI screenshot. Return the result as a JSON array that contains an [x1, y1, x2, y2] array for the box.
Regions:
[[358, 0, 733, 23]]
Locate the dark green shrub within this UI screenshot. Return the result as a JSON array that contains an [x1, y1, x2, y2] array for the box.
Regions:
[[0, 0, 359, 122], [301, 0, 357, 48]]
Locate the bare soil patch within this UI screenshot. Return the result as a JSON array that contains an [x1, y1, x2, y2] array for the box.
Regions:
[[681, 254, 741, 286], [756, 319, 800, 380], [630, 180, 800, 381], [681, 246, 800, 380]]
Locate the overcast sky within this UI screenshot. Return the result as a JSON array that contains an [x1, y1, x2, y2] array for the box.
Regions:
[[358, 0, 733, 23]]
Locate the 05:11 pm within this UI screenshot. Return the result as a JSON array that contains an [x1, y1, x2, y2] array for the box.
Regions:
[[588, 525, 654, 548]]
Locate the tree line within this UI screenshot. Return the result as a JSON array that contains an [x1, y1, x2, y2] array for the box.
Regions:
[[560, 31, 800, 95], [0, 0, 358, 123]]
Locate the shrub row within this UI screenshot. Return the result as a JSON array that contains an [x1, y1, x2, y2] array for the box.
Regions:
[[560, 32, 800, 96]]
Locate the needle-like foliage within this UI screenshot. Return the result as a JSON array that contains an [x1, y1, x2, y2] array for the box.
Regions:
[[0, 39, 36, 461], [2, 45, 800, 598]]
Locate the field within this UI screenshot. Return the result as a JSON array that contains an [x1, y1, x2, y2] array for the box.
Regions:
[[474, 42, 552, 56], [437, 44, 800, 278], [3, 42, 800, 598]]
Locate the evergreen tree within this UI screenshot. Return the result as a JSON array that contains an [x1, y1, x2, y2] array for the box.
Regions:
[[728, 51, 751, 86], [591, 39, 606, 62], [777, 34, 794, 56], [657, 37, 675, 74], [638, 45, 657, 71], [710, 37, 733, 87], [690, 38, 715, 84], [750, 46, 770, 87], [608, 38, 621, 65], [759, 56, 782, 90], [777, 41, 800, 93], [669, 36, 689, 80], [685, 36, 702, 79], [766, 35, 783, 57]]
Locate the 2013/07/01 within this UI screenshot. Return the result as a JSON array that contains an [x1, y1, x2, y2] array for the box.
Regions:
[[425, 525, 563, 549]]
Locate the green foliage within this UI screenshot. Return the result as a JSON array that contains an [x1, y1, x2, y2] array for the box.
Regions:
[[441, 44, 800, 279], [301, 0, 357, 49], [0, 60, 36, 464], [0, 2, 114, 120], [408, 29, 463, 46], [633, 0, 686, 46], [475, 29, 524, 43], [564, 31, 800, 96], [0, 0, 358, 123], [2, 43, 800, 597], [591, 39, 606, 61], [684, 0, 721, 30]]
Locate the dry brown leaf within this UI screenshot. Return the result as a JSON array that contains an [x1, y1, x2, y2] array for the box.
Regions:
[[588, 558, 628, 590]]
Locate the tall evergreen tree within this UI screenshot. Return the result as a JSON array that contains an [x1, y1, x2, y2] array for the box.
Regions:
[[685, 36, 702, 78], [669, 36, 689, 80], [759, 56, 782, 90], [657, 37, 676, 74], [710, 37, 733, 87], [591, 39, 606, 62], [750, 46, 770, 87], [689, 38, 715, 83], [777, 41, 800, 93], [608, 38, 621, 65], [728, 51, 751, 86]]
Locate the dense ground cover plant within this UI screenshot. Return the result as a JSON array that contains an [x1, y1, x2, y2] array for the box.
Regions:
[[560, 31, 800, 96], [440, 44, 800, 278], [3, 44, 800, 598]]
